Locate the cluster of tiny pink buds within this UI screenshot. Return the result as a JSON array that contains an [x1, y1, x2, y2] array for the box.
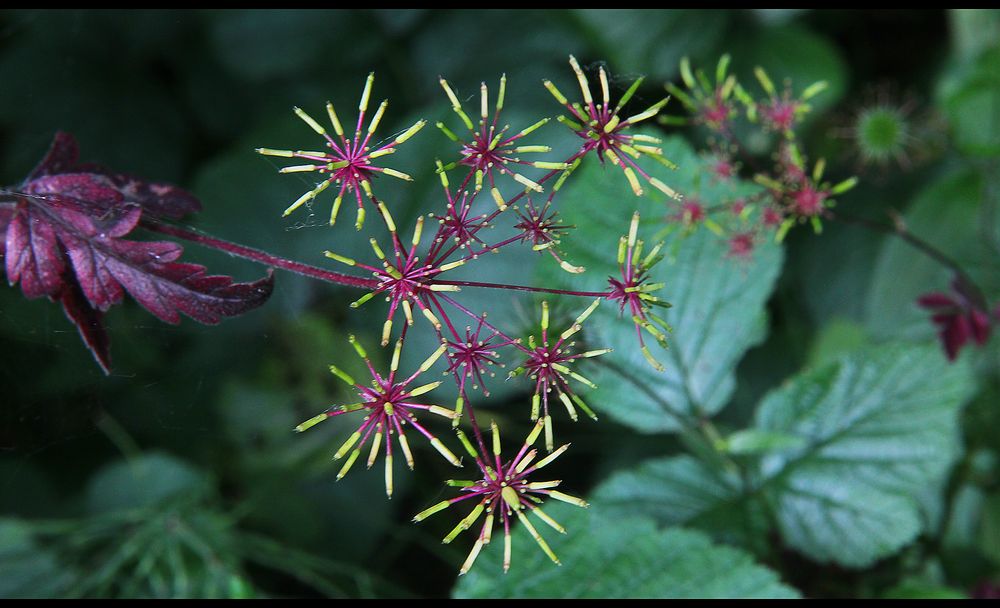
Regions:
[[662, 55, 740, 134], [257, 73, 426, 229], [545, 55, 681, 200], [726, 231, 758, 259], [658, 56, 860, 252], [747, 67, 828, 138], [294, 335, 460, 498], [708, 149, 740, 183], [665, 196, 730, 239], [607, 212, 672, 371], [413, 418, 588, 575], [755, 147, 857, 240], [670, 198, 706, 227]]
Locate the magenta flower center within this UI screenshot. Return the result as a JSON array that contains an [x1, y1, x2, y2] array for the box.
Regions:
[[793, 185, 826, 216], [727, 233, 755, 258], [460, 136, 506, 173], [676, 200, 706, 224], [524, 345, 569, 387], [713, 159, 735, 180], [763, 207, 785, 226], [702, 98, 731, 128], [761, 100, 799, 132]]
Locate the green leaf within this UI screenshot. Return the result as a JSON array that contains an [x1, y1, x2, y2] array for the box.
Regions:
[[731, 24, 849, 113], [537, 135, 783, 433], [949, 10, 1000, 63], [979, 491, 1000, 565], [574, 9, 730, 81], [754, 342, 975, 567], [805, 317, 871, 367], [724, 429, 807, 455], [865, 168, 999, 341], [591, 455, 768, 548], [942, 47, 1000, 158], [86, 452, 209, 514], [0, 519, 75, 598], [882, 579, 968, 599], [452, 503, 798, 599], [794, 218, 885, 326]]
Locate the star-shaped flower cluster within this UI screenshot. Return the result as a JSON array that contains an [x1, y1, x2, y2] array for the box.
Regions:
[[662, 55, 740, 134], [294, 335, 460, 497], [413, 418, 588, 575], [509, 300, 609, 451], [257, 73, 426, 229], [607, 212, 672, 371], [437, 75, 567, 195], [545, 55, 681, 200]]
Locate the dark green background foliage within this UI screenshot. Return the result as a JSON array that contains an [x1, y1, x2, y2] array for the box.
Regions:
[[1, 9, 999, 599]]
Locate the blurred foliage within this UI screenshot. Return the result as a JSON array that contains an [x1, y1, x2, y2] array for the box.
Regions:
[[454, 503, 800, 599], [2, 8, 1000, 599]]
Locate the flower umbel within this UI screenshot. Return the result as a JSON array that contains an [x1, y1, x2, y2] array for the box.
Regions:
[[447, 313, 516, 417], [413, 418, 588, 575], [544, 55, 680, 199], [756, 145, 857, 240], [257, 73, 426, 229], [428, 168, 491, 251], [437, 75, 567, 193], [509, 300, 608, 451], [607, 212, 672, 371], [662, 55, 740, 134], [322, 202, 462, 346], [513, 197, 584, 274], [748, 67, 828, 137], [294, 335, 460, 497]]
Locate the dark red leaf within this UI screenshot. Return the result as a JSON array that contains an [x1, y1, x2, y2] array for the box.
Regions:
[[0, 202, 14, 264], [918, 280, 994, 362], [3, 133, 273, 374], [942, 314, 971, 361], [916, 292, 955, 310], [26, 131, 80, 180], [970, 308, 991, 345], [58, 279, 112, 374], [98, 173, 201, 220], [24, 132, 200, 220], [6, 199, 65, 299]]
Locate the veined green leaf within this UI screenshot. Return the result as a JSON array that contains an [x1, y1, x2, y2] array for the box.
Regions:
[[453, 502, 798, 599], [538, 135, 782, 432]]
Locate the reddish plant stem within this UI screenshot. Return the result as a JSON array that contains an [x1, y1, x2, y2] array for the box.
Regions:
[[434, 279, 610, 298], [429, 148, 590, 266], [143, 219, 609, 300], [703, 191, 770, 215], [437, 292, 518, 346], [828, 210, 990, 307], [434, 293, 508, 458], [720, 129, 766, 175], [140, 219, 380, 290]]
